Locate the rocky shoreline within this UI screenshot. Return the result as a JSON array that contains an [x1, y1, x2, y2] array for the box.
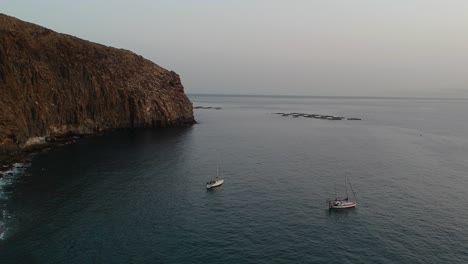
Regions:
[[0, 133, 86, 174], [0, 122, 197, 176]]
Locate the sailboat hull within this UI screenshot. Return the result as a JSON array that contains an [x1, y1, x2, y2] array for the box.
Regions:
[[206, 179, 224, 189], [329, 201, 357, 209]]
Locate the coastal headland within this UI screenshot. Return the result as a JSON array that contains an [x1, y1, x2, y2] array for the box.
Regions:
[[0, 14, 194, 169]]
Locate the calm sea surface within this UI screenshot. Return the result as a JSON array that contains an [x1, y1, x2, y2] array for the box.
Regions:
[[1, 95, 468, 263]]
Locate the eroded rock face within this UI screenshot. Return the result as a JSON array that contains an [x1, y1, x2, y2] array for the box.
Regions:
[[0, 14, 194, 159]]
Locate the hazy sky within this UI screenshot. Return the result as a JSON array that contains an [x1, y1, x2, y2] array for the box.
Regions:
[[2, 0, 468, 97]]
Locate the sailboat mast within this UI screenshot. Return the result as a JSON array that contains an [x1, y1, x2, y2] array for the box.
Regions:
[[345, 177, 349, 198], [348, 176, 357, 201]]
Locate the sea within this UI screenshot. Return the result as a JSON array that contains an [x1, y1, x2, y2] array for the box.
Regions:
[[1, 95, 468, 263]]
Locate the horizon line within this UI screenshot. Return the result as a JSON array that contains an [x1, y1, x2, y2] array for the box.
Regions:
[[186, 93, 468, 100]]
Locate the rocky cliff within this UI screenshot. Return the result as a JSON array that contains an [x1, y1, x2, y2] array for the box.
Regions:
[[0, 14, 194, 161]]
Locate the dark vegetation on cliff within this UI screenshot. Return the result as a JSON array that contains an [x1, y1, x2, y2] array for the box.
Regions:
[[0, 14, 194, 163]]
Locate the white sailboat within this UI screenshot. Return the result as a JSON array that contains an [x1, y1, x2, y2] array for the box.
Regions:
[[206, 163, 224, 189], [328, 177, 357, 209]]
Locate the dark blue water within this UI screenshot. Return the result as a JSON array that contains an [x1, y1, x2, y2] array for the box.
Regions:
[[1, 95, 468, 263]]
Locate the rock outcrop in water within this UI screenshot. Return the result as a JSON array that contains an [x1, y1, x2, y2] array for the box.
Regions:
[[0, 14, 194, 162]]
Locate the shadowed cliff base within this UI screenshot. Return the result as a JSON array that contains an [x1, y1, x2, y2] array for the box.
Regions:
[[0, 14, 195, 166]]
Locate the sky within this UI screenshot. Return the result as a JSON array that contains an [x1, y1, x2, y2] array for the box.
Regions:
[[2, 0, 468, 97]]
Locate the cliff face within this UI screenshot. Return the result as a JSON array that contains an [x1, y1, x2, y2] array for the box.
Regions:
[[0, 14, 194, 159]]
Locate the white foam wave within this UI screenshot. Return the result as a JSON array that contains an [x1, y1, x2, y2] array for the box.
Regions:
[[0, 163, 28, 200], [0, 163, 29, 241], [0, 209, 10, 241], [0, 222, 7, 241], [0, 229, 6, 241]]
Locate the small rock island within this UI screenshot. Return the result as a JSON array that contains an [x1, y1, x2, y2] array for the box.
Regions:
[[0, 14, 194, 163]]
